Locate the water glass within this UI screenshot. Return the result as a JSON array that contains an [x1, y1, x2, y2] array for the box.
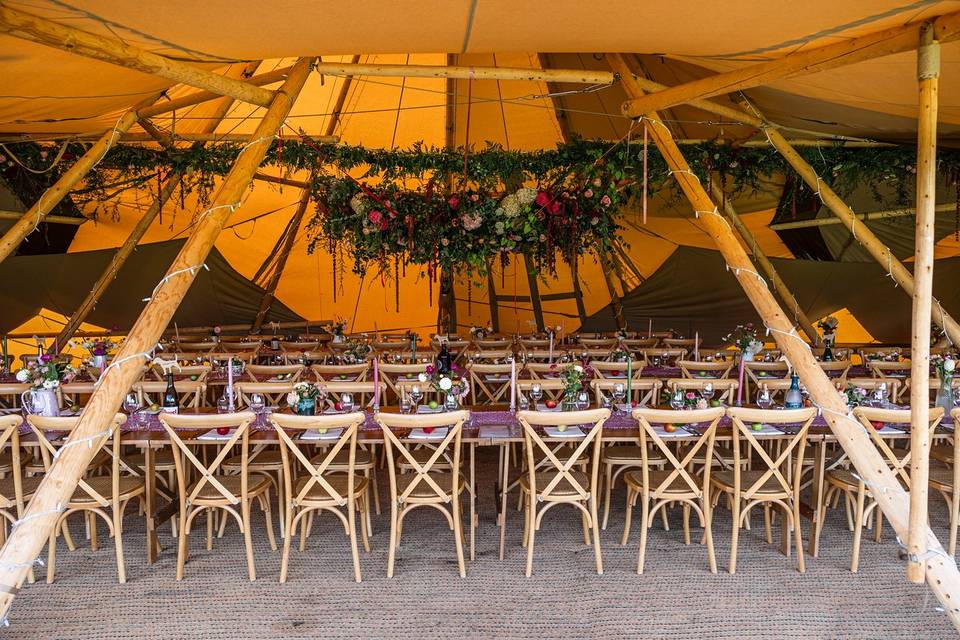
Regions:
[[531, 383, 543, 404], [518, 393, 530, 411], [756, 389, 772, 410], [400, 396, 413, 414], [341, 393, 354, 413], [410, 385, 423, 406], [576, 391, 589, 410], [670, 390, 684, 411], [702, 383, 715, 403], [613, 382, 626, 406], [217, 394, 230, 414], [249, 393, 265, 414]]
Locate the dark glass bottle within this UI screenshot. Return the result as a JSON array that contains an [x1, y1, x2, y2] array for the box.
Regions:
[[162, 370, 179, 414], [436, 342, 453, 374]]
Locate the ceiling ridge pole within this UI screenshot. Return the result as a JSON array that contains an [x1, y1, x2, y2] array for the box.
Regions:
[[609, 52, 960, 632], [0, 58, 315, 621], [51, 61, 263, 352], [0, 91, 163, 264]]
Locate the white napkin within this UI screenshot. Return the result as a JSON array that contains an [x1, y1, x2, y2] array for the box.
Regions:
[[300, 427, 344, 441], [480, 426, 512, 439], [409, 427, 448, 440], [543, 425, 584, 438]]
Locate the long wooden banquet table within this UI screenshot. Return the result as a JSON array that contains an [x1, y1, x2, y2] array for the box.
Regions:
[[22, 402, 953, 566]]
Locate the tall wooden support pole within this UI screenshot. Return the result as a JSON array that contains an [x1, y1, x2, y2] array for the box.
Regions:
[[0, 58, 314, 620], [51, 61, 261, 351], [598, 252, 626, 330], [609, 53, 960, 631], [747, 102, 960, 347], [0, 93, 159, 264], [908, 24, 940, 584], [707, 182, 820, 345], [522, 254, 546, 332]]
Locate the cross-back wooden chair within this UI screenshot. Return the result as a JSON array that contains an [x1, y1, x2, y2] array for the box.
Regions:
[[515, 408, 610, 577], [466, 363, 513, 405], [280, 340, 321, 352], [520, 338, 550, 352], [711, 407, 817, 574], [181, 341, 218, 352], [378, 363, 429, 402], [752, 378, 794, 403], [743, 360, 790, 399], [816, 359, 850, 382], [522, 349, 561, 363], [517, 379, 566, 404], [150, 364, 211, 382], [524, 361, 573, 380], [376, 410, 470, 578], [208, 351, 257, 365], [904, 376, 959, 405], [590, 379, 662, 409], [320, 381, 385, 409], [623, 337, 659, 350], [0, 415, 38, 545], [588, 360, 642, 380], [466, 349, 513, 364], [59, 381, 96, 408], [822, 406, 943, 572], [282, 350, 328, 365], [134, 380, 206, 409], [678, 360, 734, 380], [663, 337, 699, 351], [867, 360, 911, 379], [221, 341, 262, 352], [859, 346, 907, 364], [232, 382, 294, 409], [846, 377, 903, 405], [473, 339, 512, 350], [245, 364, 303, 383], [576, 347, 616, 361], [625, 407, 724, 573], [270, 412, 369, 583], [667, 378, 738, 404], [311, 363, 369, 382], [930, 407, 960, 557], [0, 383, 28, 413], [577, 338, 618, 350], [158, 411, 276, 581], [27, 413, 142, 584], [642, 348, 686, 367]]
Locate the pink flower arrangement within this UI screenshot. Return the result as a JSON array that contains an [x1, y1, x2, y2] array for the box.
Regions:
[[448, 195, 461, 210], [583, 189, 593, 198], [600, 195, 612, 207], [535, 191, 551, 207], [368, 210, 383, 225]]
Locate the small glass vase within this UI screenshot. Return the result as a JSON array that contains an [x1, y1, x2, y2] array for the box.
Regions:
[[561, 392, 576, 412], [935, 378, 953, 416], [296, 397, 316, 416]]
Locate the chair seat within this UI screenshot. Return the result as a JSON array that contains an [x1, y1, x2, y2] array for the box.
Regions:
[[68, 476, 144, 505], [712, 470, 788, 496], [397, 447, 453, 469], [0, 450, 30, 473], [293, 473, 368, 503], [187, 474, 270, 502], [825, 469, 879, 492], [929, 467, 957, 491], [683, 446, 740, 468], [601, 445, 666, 466], [0, 476, 42, 508], [397, 472, 463, 499], [623, 469, 698, 495], [27, 449, 110, 475], [931, 444, 954, 465], [125, 450, 175, 470], [534, 448, 589, 467], [312, 448, 374, 469], [224, 450, 282, 470], [520, 471, 591, 497]]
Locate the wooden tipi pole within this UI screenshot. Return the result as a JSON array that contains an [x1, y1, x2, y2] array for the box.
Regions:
[[0, 58, 314, 619], [598, 252, 626, 331], [52, 62, 261, 351], [0, 92, 160, 264], [609, 52, 960, 631], [708, 181, 820, 344], [907, 24, 940, 584]]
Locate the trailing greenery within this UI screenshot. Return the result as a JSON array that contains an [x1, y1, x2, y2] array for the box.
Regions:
[[0, 137, 950, 277]]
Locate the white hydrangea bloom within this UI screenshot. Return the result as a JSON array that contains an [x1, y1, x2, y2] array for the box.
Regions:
[[515, 187, 537, 205], [15, 369, 29, 382], [439, 376, 453, 391], [286, 392, 299, 405]]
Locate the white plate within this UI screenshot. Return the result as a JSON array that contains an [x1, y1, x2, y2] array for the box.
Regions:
[[543, 426, 584, 438], [652, 426, 689, 439], [416, 405, 444, 414], [300, 427, 344, 441], [744, 424, 783, 436], [484, 375, 510, 382], [409, 427, 448, 440], [198, 428, 237, 441], [479, 426, 512, 439], [536, 403, 561, 412]]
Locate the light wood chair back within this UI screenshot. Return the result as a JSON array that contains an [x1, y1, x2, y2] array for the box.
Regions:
[[525, 361, 573, 379], [578, 338, 618, 349], [134, 380, 206, 409], [378, 363, 429, 399], [59, 381, 96, 406], [311, 363, 369, 382], [221, 341, 262, 352], [282, 350, 329, 365], [667, 378, 738, 403], [623, 337, 659, 349], [179, 341, 218, 352], [642, 348, 686, 365], [208, 351, 257, 364], [232, 382, 294, 408], [319, 381, 385, 408], [0, 415, 31, 519], [590, 379, 661, 407], [663, 337, 698, 350], [904, 377, 960, 404], [517, 379, 566, 402], [852, 406, 944, 485], [846, 377, 903, 404], [867, 360, 911, 379], [678, 360, 734, 379], [727, 407, 817, 500], [816, 360, 850, 382], [466, 363, 513, 404], [245, 364, 303, 383], [588, 360, 642, 380], [0, 383, 29, 411], [150, 364, 211, 381], [473, 339, 512, 350], [520, 338, 550, 350], [466, 349, 512, 363], [280, 341, 321, 352], [271, 411, 368, 582]]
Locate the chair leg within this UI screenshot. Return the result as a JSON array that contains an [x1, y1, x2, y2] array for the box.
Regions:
[[452, 498, 467, 579], [370, 464, 382, 516], [851, 487, 866, 573], [873, 509, 883, 544], [113, 509, 126, 584], [279, 507, 294, 583], [950, 491, 960, 557], [175, 510, 189, 581], [387, 499, 399, 579], [660, 505, 670, 531], [358, 496, 370, 553], [524, 497, 536, 577], [61, 518, 76, 552], [637, 496, 650, 574], [262, 492, 277, 552], [590, 496, 603, 576], [601, 463, 614, 530], [348, 497, 362, 583], [728, 494, 740, 574], [45, 529, 57, 584], [242, 501, 256, 581], [581, 509, 590, 545], [89, 512, 98, 552], [703, 496, 717, 574], [763, 503, 773, 545], [206, 508, 214, 550], [621, 487, 635, 546], [682, 504, 691, 546], [793, 502, 806, 573]]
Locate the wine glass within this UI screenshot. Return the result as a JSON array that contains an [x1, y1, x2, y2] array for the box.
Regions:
[[399, 395, 413, 414], [756, 388, 772, 410], [576, 391, 589, 410], [651, 355, 662, 368], [701, 383, 715, 404], [341, 393, 354, 413], [217, 394, 230, 414], [530, 383, 543, 407], [953, 386, 960, 409], [249, 393, 265, 414], [123, 393, 140, 424], [612, 382, 626, 412], [410, 384, 423, 408], [518, 393, 530, 411], [670, 390, 685, 411]]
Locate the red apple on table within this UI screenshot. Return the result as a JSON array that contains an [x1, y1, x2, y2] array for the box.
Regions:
[[334, 402, 343, 411], [631, 400, 638, 408], [216, 427, 230, 435], [423, 426, 435, 434], [545, 400, 557, 409], [664, 424, 678, 433], [871, 421, 884, 430]]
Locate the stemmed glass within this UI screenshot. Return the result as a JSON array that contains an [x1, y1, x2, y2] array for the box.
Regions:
[[953, 386, 960, 409], [670, 389, 685, 411], [756, 388, 773, 410], [701, 383, 715, 405], [341, 393, 354, 413], [249, 393, 265, 415], [123, 393, 141, 426], [399, 394, 413, 414], [518, 393, 530, 411], [576, 391, 590, 410], [410, 384, 423, 410], [530, 383, 543, 407], [651, 355, 662, 368]]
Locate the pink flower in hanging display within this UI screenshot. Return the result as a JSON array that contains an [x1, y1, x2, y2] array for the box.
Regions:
[[368, 210, 383, 225], [448, 195, 461, 210], [583, 189, 593, 198], [461, 211, 482, 230], [600, 195, 612, 207], [535, 191, 551, 207]]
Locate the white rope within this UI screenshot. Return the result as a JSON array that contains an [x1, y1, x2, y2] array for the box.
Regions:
[[10, 504, 64, 531], [667, 169, 700, 182], [937, 301, 954, 347], [94, 349, 157, 389], [142, 264, 209, 303], [726, 264, 769, 290], [51, 429, 112, 462], [886, 253, 899, 288]]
